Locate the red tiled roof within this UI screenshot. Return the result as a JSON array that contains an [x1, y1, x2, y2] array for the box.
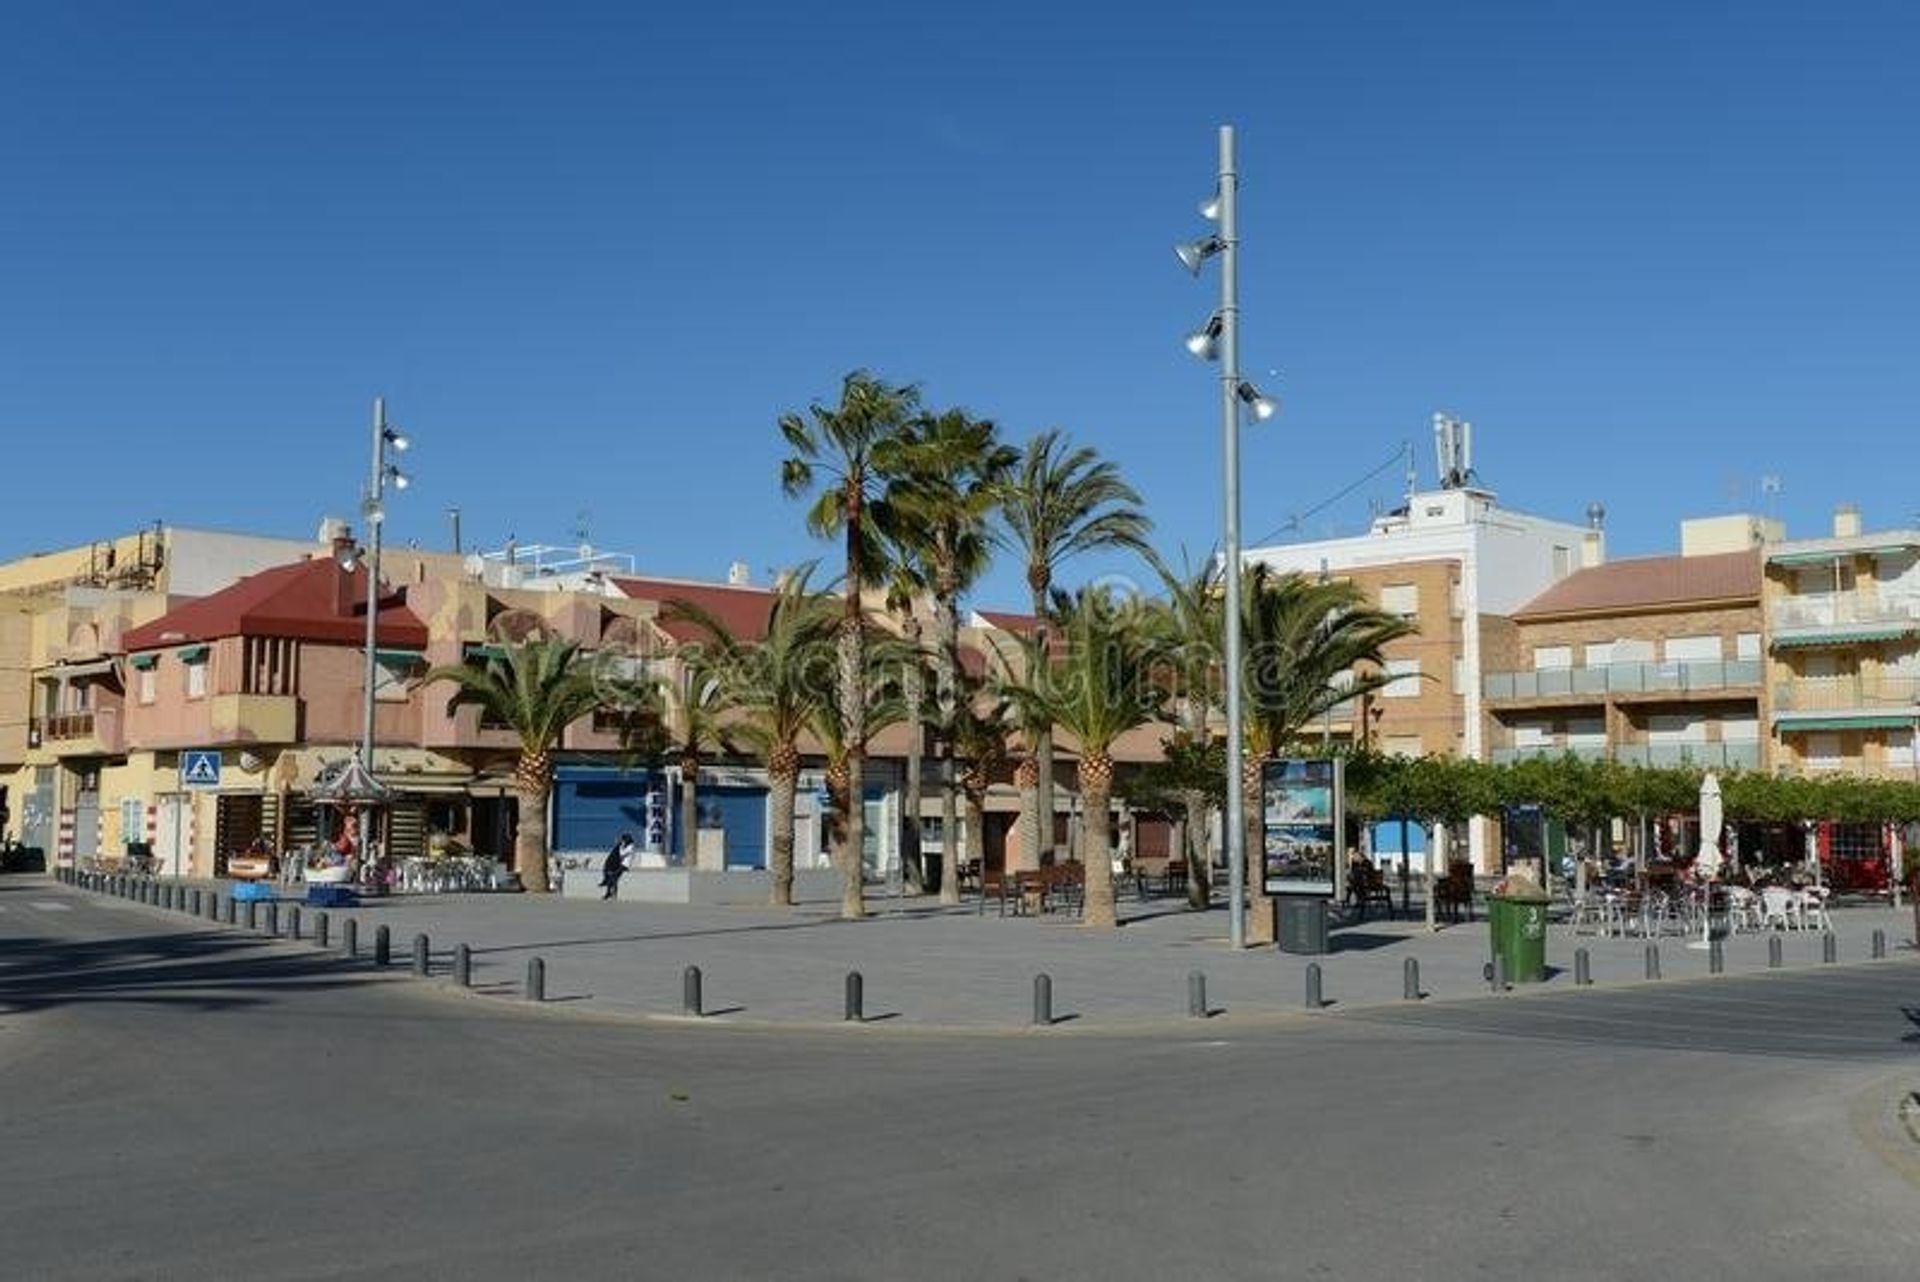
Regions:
[[612, 577, 778, 644], [122, 557, 428, 650], [1513, 550, 1760, 619], [976, 609, 1039, 635]]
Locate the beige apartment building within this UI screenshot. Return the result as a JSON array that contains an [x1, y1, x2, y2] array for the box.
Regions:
[[1483, 515, 1771, 772]]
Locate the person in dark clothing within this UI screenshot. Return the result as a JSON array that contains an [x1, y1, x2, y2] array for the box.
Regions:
[[601, 832, 636, 900]]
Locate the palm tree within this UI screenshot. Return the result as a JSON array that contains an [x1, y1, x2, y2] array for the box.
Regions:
[[880, 560, 930, 892], [664, 574, 838, 906], [662, 662, 732, 870], [1003, 587, 1165, 928], [998, 429, 1151, 869], [986, 627, 1057, 876], [781, 371, 920, 919], [1144, 551, 1227, 907], [1236, 564, 1418, 940], [948, 673, 1011, 888], [884, 407, 1017, 902], [424, 635, 606, 893], [806, 630, 914, 893]]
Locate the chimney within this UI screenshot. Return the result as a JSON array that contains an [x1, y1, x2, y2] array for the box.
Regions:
[[1581, 501, 1606, 567], [728, 560, 752, 586], [331, 533, 360, 618], [1833, 504, 1861, 538]]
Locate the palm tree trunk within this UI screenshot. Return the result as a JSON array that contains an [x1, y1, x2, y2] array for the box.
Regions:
[[1080, 755, 1117, 928], [1012, 756, 1040, 873], [1181, 786, 1212, 908], [935, 592, 963, 905], [516, 785, 550, 894], [837, 618, 867, 920], [678, 751, 701, 869], [901, 621, 925, 892], [1031, 593, 1055, 865], [939, 772, 961, 905], [1243, 755, 1273, 944], [963, 783, 987, 874], [768, 756, 797, 906]]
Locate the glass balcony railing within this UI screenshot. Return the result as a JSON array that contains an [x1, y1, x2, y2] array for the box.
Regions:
[[1772, 675, 1920, 712], [1484, 658, 1763, 700], [1489, 740, 1761, 770], [1771, 596, 1920, 631]]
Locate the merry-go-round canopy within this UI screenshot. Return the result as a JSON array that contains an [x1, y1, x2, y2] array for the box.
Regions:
[[310, 757, 396, 808]]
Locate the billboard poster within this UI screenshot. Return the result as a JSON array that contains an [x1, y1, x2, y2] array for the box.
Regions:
[[1261, 757, 1343, 896]]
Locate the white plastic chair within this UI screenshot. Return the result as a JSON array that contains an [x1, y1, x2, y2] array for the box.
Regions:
[[1797, 887, 1833, 932], [1759, 886, 1797, 931], [1724, 886, 1758, 933]]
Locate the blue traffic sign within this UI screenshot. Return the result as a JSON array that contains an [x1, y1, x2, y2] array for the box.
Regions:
[[180, 750, 222, 790]]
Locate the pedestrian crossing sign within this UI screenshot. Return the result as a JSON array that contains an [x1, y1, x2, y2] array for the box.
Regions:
[[180, 750, 222, 790]]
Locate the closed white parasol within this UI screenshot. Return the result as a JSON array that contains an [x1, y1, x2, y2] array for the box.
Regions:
[[1694, 771, 1724, 880]]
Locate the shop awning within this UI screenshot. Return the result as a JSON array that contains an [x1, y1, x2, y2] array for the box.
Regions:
[[1769, 544, 1920, 566], [1771, 628, 1917, 649], [175, 643, 210, 663], [1773, 714, 1917, 731], [128, 653, 159, 670], [375, 648, 426, 666], [43, 658, 117, 680]]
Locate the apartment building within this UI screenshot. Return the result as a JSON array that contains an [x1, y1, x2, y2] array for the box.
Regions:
[[1764, 505, 1920, 780], [1483, 515, 1771, 773]]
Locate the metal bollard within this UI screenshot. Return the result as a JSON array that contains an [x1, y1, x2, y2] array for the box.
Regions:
[[1574, 947, 1591, 986], [1645, 944, 1661, 981], [190, 889, 203, 917], [682, 965, 703, 1017], [1033, 973, 1053, 1026], [452, 943, 471, 988], [526, 957, 545, 1002], [374, 925, 391, 967], [1872, 929, 1887, 960], [1491, 953, 1507, 992], [288, 907, 302, 940], [1189, 969, 1209, 1017], [844, 970, 864, 1022], [264, 903, 278, 937], [1305, 962, 1324, 1009], [342, 917, 358, 958], [412, 933, 430, 977], [1709, 939, 1724, 975], [206, 893, 219, 922], [224, 897, 237, 925], [315, 911, 330, 949], [244, 901, 257, 932], [1768, 935, 1782, 968], [1822, 932, 1837, 964], [1402, 957, 1421, 1001]]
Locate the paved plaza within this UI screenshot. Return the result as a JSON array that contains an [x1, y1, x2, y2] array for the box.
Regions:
[[48, 871, 1920, 1029]]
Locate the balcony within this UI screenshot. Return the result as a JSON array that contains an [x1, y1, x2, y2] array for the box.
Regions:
[[1484, 659, 1763, 702], [1613, 741, 1762, 770], [1771, 596, 1920, 647], [209, 693, 300, 744], [1489, 743, 1609, 765], [1772, 676, 1920, 732], [29, 708, 125, 756]]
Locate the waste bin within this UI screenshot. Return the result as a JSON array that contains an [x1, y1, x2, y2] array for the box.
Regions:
[[1487, 877, 1550, 983], [1274, 893, 1330, 955]]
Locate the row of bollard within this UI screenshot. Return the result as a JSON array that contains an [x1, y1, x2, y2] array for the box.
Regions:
[[62, 869, 1899, 1019]]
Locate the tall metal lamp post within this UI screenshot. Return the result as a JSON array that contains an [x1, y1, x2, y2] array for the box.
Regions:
[[358, 396, 411, 855], [1176, 125, 1277, 950]]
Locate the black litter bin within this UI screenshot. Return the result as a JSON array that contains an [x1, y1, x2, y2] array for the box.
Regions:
[[1275, 893, 1330, 955]]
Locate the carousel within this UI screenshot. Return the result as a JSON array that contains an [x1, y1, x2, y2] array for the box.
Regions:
[[303, 757, 395, 906]]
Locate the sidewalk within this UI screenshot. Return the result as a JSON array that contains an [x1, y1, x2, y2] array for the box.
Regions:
[[84, 875, 1918, 1030]]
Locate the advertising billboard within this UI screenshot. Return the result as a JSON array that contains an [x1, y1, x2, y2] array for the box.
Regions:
[[1261, 757, 1343, 897]]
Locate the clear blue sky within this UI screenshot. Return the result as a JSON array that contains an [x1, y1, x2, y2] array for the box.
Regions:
[[4, 1, 1916, 607]]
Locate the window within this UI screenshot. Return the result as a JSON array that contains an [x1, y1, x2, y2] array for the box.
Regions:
[[1513, 722, 1553, 747], [1803, 733, 1843, 772], [1735, 633, 1761, 661], [186, 658, 207, 699], [1584, 642, 1614, 667], [1663, 635, 1721, 663], [1383, 734, 1423, 758], [1889, 729, 1917, 770], [1449, 580, 1465, 618], [1552, 545, 1571, 577], [138, 668, 155, 705], [1452, 656, 1466, 694], [373, 655, 415, 703], [1383, 658, 1421, 698], [1532, 645, 1572, 671], [1378, 583, 1418, 618], [1721, 715, 1759, 743]]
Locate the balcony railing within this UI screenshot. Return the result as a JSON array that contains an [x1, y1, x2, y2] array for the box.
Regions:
[[33, 711, 95, 741], [1771, 596, 1920, 632], [1488, 740, 1761, 770], [1484, 658, 1762, 701], [1772, 675, 1920, 713]]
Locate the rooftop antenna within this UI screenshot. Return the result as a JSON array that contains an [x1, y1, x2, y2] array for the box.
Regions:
[[1760, 474, 1781, 525], [1403, 439, 1417, 503]]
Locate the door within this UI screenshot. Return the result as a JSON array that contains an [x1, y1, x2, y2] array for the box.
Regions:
[[154, 794, 187, 876], [72, 770, 101, 867]]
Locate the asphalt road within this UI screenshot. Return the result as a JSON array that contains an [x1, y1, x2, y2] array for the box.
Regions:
[[5, 876, 1919, 1281]]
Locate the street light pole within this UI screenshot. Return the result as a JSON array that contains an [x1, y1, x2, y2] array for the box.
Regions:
[[361, 396, 388, 774], [1216, 125, 1248, 950]]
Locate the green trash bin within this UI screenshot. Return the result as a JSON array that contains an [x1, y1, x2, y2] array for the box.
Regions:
[[1488, 877, 1551, 983]]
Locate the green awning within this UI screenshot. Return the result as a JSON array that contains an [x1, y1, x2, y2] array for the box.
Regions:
[[1771, 627, 1917, 649], [1773, 714, 1917, 731], [375, 648, 426, 666], [464, 643, 507, 661], [1770, 544, 1919, 566], [128, 653, 158, 670], [175, 644, 209, 663]]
